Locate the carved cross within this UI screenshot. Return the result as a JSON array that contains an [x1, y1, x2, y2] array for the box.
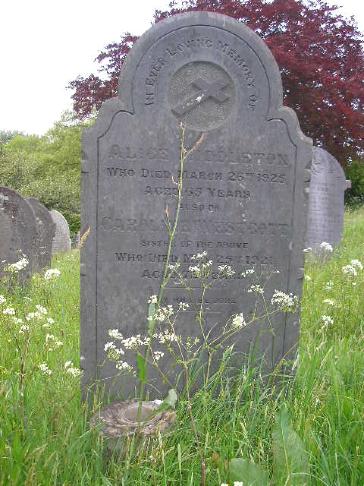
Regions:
[[172, 78, 230, 117]]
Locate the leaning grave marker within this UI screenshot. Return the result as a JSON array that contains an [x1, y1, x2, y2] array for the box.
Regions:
[[306, 147, 350, 251], [0, 187, 37, 281], [50, 209, 72, 254], [27, 198, 55, 270], [81, 12, 312, 398]]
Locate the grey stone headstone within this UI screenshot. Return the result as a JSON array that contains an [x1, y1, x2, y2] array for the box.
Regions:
[[306, 147, 348, 250], [81, 12, 312, 398], [50, 210, 71, 254], [27, 198, 55, 270], [0, 187, 37, 281]]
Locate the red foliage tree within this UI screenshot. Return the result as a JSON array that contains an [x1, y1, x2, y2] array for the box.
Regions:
[[69, 0, 363, 164]]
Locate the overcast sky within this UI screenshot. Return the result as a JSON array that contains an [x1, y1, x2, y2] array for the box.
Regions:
[[0, 0, 362, 136]]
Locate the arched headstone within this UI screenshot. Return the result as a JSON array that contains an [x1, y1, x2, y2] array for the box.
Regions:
[[306, 147, 348, 250], [50, 210, 71, 254], [0, 187, 37, 281], [27, 198, 55, 270], [81, 12, 312, 397]]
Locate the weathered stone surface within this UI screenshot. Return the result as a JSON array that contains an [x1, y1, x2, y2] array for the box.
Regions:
[[0, 187, 37, 281], [27, 198, 55, 270], [306, 147, 348, 250], [81, 12, 312, 398], [50, 210, 71, 254]]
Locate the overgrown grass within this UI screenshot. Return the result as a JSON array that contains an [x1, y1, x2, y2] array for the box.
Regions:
[[0, 209, 363, 485]]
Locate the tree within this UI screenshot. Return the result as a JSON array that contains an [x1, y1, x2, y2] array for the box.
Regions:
[[68, 0, 364, 164]]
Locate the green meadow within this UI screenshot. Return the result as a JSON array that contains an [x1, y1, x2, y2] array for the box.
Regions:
[[0, 209, 363, 485]]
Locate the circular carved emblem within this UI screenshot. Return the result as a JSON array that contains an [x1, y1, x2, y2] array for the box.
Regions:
[[169, 62, 235, 131]]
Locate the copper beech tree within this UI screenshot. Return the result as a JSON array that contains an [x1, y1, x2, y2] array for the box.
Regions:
[[68, 0, 363, 164]]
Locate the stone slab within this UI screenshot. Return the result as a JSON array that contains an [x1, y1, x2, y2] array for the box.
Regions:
[[81, 12, 312, 398], [50, 209, 71, 254], [306, 147, 348, 250], [0, 187, 37, 281], [27, 197, 55, 270]]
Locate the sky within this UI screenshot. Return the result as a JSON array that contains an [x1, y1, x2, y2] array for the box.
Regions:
[[0, 0, 363, 136]]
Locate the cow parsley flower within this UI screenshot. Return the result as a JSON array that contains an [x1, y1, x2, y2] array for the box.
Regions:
[[44, 268, 61, 280], [323, 298, 336, 306], [232, 313, 246, 329], [342, 264, 357, 277], [325, 280, 334, 291], [148, 295, 158, 304], [319, 241, 333, 252], [153, 351, 164, 361], [19, 325, 30, 334], [218, 265, 235, 277], [351, 259, 363, 270], [248, 284, 264, 294], [6, 257, 29, 273], [115, 361, 133, 373], [271, 290, 298, 311], [108, 329, 123, 340], [3, 307, 15, 315], [0, 295, 6, 305], [178, 302, 189, 311], [39, 363, 52, 375], [322, 315, 334, 326]]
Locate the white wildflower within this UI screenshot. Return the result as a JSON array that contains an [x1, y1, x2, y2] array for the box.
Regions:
[[154, 331, 179, 344], [0, 295, 6, 305], [167, 262, 181, 271], [325, 280, 334, 291], [19, 325, 30, 333], [323, 298, 336, 306], [218, 265, 235, 277], [271, 290, 298, 311], [232, 313, 246, 329], [66, 367, 82, 377], [148, 295, 158, 304], [153, 351, 164, 361], [12, 317, 23, 324], [64, 361, 73, 369], [303, 247, 312, 253], [234, 482, 244, 486], [322, 315, 334, 326], [248, 284, 264, 295], [351, 259, 363, 270], [39, 363, 52, 375], [6, 257, 29, 273], [3, 307, 15, 315], [342, 264, 357, 277], [108, 329, 123, 340], [319, 242, 333, 252], [178, 302, 189, 311], [104, 341, 116, 352], [115, 361, 134, 373], [189, 265, 201, 277], [36, 305, 47, 315], [122, 334, 150, 350], [153, 305, 174, 323], [305, 275, 312, 281], [153, 399, 163, 405], [44, 268, 61, 280], [191, 251, 207, 260]]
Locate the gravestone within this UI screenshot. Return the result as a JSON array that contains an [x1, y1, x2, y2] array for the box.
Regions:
[[81, 12, 312, 398], [50, 209, 71, 254], [306, 147, 349, 250], [27, 198, 55, 270], [0, 187, 37, 281]]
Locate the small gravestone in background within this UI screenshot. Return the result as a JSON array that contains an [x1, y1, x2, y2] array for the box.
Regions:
[[81, 12, 312, 398], [27, 198, 55, 270], [306, 147, 349, 251], [0, 187, 37, 281], [50, 209, 71, 254]]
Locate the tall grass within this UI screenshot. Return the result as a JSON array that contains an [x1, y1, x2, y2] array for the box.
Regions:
[[0, 209, 363, 485]]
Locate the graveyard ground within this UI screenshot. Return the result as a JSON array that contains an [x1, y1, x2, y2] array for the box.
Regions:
[[0, 209, 363, 485]]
